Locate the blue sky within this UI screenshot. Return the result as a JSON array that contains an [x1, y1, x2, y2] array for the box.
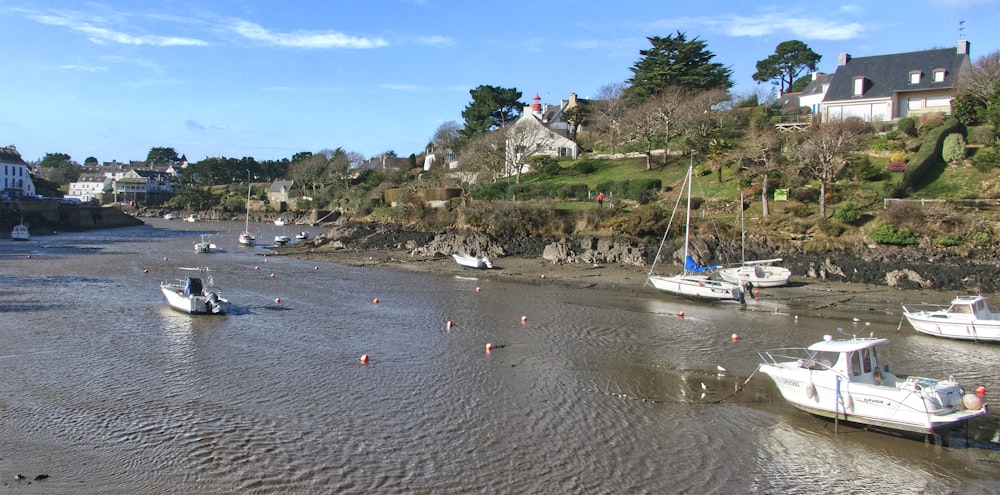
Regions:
[[2, 0, 998, 164]]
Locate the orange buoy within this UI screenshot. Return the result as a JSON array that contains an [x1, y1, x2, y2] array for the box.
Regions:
[[360, 354, 369, 364], [865, 321, 871, 326], [476, 287, 481, 292], [521, 315, 527, 323], [678, 311, 685, 318], [275, 297, 281, 304], [373, 298, 379, 304], [731, 333, 739, 342], [976, 385, 987, 397], [485, 343, 492, 352], [753, 289, 759, 297]]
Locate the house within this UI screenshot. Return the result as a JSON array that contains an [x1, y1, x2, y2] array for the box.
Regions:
[[268, 180, 295, 203], [822, 40, 972, 122], [67, 174, 114, 203], [504, 93, 583, 176], [112, 169, 173, 205], [0, 145, 37, 200]]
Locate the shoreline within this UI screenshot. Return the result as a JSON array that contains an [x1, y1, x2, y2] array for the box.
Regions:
[[276, 244, 973, 326]]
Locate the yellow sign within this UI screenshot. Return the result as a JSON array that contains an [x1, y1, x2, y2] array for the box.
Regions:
[[774, 189, 788, 201]]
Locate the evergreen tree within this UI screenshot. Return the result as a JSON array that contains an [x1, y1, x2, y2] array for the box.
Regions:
[[752, 40, 822, 94], [459, 85, 524, 141], [626, 31, 733, 103]]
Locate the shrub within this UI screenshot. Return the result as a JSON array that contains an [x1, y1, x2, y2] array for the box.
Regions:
[[833, 202, 862, 224], [868, 221, 918, 246], [789, 203, 811, 218], [968, 126, 995, 145], [558, 183, 589, 200], [887, 161, 907, 172], [570, 161, 598, 175], [791, 187, 820, 203], [889, 151, 908, 162], [816, 218, 845, 236], [848, 155, 883, 181], [869, 135, 890, 152], [942, 133, 967, 163], [972, 145, 1000, 173], [897, 117, 917, 136]]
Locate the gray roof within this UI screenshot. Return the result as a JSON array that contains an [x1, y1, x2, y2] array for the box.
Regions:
[[269, 180, 294, 192], [824, 47, 968, 101]]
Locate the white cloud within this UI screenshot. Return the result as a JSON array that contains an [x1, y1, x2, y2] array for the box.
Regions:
[[378, 83, 424, 92], [229, 20, 388, 49], [58, 64, 108, 72], [648, 12, 867, 41], [413, 35, 454, 47], [25, 9, 207, 46]]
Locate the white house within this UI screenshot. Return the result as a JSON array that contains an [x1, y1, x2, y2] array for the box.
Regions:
[[67, 174, 113, 203], [504, 93, 582, 176], [0, 145, 37, 199]]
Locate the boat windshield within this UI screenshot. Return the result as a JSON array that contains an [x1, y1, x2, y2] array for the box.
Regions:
[[948, 304, 973, 314], [802, 350, 838, 370]]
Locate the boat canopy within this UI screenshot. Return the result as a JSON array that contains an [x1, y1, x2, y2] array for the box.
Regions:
[[684, 255, 719, 273], [807, 337, 889, 353]]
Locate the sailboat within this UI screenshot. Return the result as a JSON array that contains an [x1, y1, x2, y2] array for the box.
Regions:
[[647, 162, 746, 303], [239, 174, 256, 247], [718, 192, 792, 288]]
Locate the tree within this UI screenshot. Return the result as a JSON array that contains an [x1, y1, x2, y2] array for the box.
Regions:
[[621, 98, 663, 170], [752, 40, 821, 94], [561, 101, 591, 142], [38, 152, 80, 184], [84, 156, 99, 166], [504, 122, 557, 184], [457, 131, 507, 182], [956, 51, 1000, 129], [459, 85, 524, 140], [791, 118, 869, 217], [730, 125, 786, 217], [428, 121, 461, 170], [591, 82, 629, 155], [146, 147, 179, 164], [626, 31, 733, 103]]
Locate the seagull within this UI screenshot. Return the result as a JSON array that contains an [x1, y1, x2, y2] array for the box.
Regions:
[[717, 366, 727, 373], [701, 382, 707, 390]]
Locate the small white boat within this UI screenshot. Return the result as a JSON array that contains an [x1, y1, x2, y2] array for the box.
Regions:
[[758, 334, 988, 435], [902, 295, 1000, 342], [11, 222, 30, 241], [163, 213, 176, 220], [295, 231, 309, 240], [160, 267, 229, 315], [274, 217, 288, 226], [274, 235, 291, 245], [452, 253, 492, 269], [718, 259, 792, 288], [184, 214, 200, 223], [193, 234, 218, 254], [239, 230, 256, 247], [646, 164, 745, 304]]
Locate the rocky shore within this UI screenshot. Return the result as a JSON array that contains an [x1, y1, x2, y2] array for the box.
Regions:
[[276, 219, 1000, 323]]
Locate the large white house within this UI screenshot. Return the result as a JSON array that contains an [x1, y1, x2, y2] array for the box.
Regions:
[[504, 93, 583, 177], [0, 145, 37, 199]]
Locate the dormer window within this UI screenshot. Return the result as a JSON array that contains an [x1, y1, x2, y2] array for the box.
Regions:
[[933, 69, 946, 82], [853, 77, 866, 96], [909, 71, 922, 84]]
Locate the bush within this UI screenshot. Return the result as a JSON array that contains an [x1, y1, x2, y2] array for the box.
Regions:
[[972, 145, 1000, 173], [968, 126, 995, 145], [868, 221, 918, 246], [889, 151, 907, 162], [897, 117, 917, 136], [887, 161, 906, 172], [942, 133, 967, 163], [833, 202, 862, 224], [848, 155, 883, 181], [816, 218, 845, 236], [570, 161, 598, 175]]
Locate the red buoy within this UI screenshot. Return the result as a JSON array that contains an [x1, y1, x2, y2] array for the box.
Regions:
[[521, 315, 527, 323], [373, 298, 379, 304], [360, 354, 369, 364], [485, 343, 492, 353], [275, 297, 281, 304], [731, 333, 739, 342], [976, 385, 987, 397], [678, 311, 685, 318]]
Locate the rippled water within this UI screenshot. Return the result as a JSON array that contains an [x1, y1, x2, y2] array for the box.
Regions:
[[2, 220, 999, 494]]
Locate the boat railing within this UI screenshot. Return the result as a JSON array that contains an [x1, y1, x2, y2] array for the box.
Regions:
[[901, 303, 950, 314], [758, 348, 810, 366]]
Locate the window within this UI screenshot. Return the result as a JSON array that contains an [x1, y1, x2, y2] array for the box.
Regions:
[[908, 99, 923, 111], [861, 348, 872, 373], [853, 77, 865, 96], [933, 69, 946, 82], [909, 71, 921, 84], [926, 97, 950, 108], [851, 352, 862, 376]]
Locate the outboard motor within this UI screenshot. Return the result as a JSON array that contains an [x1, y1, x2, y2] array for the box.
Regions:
[[743, 281, 755, 299], [206, 292, 221, 313]]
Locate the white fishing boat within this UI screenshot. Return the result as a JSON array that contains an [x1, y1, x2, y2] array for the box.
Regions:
[[902, 295, 1000, 342], [646, 163, 746, 303], [274, 235, 291, 245], [193, 234, 218, 254], [452, 253, 492, 270], [11, 218, 30, 241], [184, 214, 200, 223], [160, 267, 229, 315], [239, 175, 256, 247], [163, 213, 176, 220], [758, 334, 988, 436], [274, 217, 288, 226], [295, 231, 310, 240]]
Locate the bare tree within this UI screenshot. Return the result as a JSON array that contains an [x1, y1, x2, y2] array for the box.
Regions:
[[592, 82, 629, 156], [457, 131, 506, 183], [731, 125, 786, 217], [621, 98, 663, 170], [957, 51, 1000, 103], [504, 122, 557, 183], [790, 118, 868, 217]]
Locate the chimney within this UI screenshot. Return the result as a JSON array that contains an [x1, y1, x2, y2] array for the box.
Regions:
[[958, 40, 970, 55], [838, 53, 851, 66], [570, 93, 578, 106]]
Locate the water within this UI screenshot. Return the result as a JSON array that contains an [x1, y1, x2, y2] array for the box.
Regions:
[[2, 220, 999, 494]]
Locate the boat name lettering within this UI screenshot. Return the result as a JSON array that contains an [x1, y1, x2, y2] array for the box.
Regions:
[[774, 377, 800, 387]]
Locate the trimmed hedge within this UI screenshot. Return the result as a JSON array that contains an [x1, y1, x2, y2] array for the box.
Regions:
[[901, 117, 962, 191]]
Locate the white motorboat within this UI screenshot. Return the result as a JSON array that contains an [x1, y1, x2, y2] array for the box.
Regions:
[[758, 334, 988, 435], [274, 217, 288, 226], [452, 253, 492, 269], [902, 295, 1000, 342], [274, 235, 291, 245], [184, 214, 199, 223], [239, 175, 256, 247], [646, 163, 745, 303], [193, 234, 218, 254], [295, 231, 310, 240], [160, 267, 229, 315], [718, 258, 792, 288], [11, 222, 30, 241], [163, 213, 176, 220]]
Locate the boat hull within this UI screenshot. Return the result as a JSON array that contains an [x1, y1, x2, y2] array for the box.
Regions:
[[718, 265, 791, 288], [903, 310, 1000, 342], [758, 363, 987, 435], [161, 285, 229, 315], [452, 253, 492, 270], [648, 274, 744, 303], [11, 225, 30, 241]]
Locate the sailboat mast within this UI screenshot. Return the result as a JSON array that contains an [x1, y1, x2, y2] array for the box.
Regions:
[[740, 190, 745, 263], [683, 158, 692, 272]]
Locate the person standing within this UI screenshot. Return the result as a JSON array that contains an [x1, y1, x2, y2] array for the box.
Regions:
[[597, 192, 604, 208]]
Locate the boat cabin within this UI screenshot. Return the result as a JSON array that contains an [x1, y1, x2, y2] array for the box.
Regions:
[[801, 336, 892, 386], [945, 295, 998, 320], [183, 277, 204, 296]]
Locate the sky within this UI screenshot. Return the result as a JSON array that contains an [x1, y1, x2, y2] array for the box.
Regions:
[[2, 0, 999, 165]]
